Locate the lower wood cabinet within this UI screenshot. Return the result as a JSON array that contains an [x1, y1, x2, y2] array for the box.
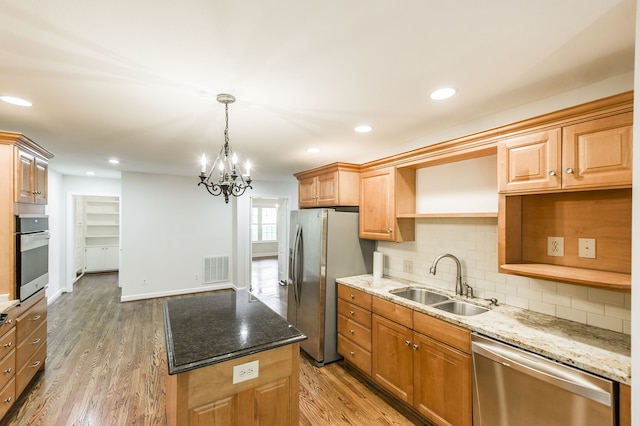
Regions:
[[337, 286, 373, 376], [166, 344, 300, 426]]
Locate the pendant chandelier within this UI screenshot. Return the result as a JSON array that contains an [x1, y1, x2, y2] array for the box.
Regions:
[[198, 94, 252, 203]]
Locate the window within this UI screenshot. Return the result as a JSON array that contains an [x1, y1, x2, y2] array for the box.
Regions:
[[251, 206, 277, 242]]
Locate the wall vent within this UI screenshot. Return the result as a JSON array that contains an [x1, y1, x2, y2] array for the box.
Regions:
[[203, 256, 230, 283]]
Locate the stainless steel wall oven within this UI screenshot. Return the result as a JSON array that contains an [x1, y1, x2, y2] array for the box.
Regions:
[[15, 214, 50, 301]]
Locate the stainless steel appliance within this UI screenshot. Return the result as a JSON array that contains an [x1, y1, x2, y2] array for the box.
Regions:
[[471, 333, 615, 426], [287, 208, 374, 366], [15, 214, 50, 301]]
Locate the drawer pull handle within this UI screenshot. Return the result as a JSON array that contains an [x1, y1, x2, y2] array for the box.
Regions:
[[3, 397, 11, 403], [405, 340, 411, 346], [349, 351, 355, 356], [3, 342, 12, 348], [30, 361, 41, 368], [349, 329, 354, 334], [31, 315, 41, 321], [413, 344, 419, 350], [349, 311, 354, 316], [3, 368, 11, 374], [31, 338, 41, 345]]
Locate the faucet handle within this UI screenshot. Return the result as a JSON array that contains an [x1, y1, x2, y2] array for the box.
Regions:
[[465, 283, 474, 299]]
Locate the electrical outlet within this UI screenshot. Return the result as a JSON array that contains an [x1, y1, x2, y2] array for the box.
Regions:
[[578, 238, 596, 259], [233, 360, 259, 384], [142, 279, 147, 285], [194, 273, 199, 280], [403, 260, 413, 274], [547, 237, 564, 257]]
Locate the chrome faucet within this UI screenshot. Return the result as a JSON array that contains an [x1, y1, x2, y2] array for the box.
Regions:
[[430, 253, 464, 296]]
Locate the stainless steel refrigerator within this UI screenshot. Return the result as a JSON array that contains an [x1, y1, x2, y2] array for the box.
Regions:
[[287, 208, 374, 366]]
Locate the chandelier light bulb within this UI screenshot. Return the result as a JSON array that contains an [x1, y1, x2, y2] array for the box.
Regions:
[[200, 154, 207, 173], [232, 152, 238, 164], [245, 160, 251, 175]]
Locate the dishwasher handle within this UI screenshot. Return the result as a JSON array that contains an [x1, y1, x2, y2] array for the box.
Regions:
[[472, 337, 612, 407]]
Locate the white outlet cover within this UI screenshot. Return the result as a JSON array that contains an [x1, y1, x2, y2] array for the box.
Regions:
[[547, 237, 564, 257], [578, 238, 596, 259], [233, 360, 259, 384]]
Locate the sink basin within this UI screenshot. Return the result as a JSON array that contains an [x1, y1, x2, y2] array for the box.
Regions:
[[432, 300, 488, 316], [389, 288, 450, 305]]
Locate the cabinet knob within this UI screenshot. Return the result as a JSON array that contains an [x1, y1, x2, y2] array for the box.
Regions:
[[405, 340, 411, 346], [413, 344, 419, 350], [350, 294, 355, 299], [349, 351, 355, 356], [565, 167, 574, 174], [3, 368, 11, 374], [349, 329, 355, 334], [349, 311, 355, 316], [3, 342, 12, 348], [548, 170, 556, 176], [3, 397, 11, 403], [388, 228, 393, 233]]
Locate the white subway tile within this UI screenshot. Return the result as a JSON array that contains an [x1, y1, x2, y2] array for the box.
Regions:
[[623, 320, 631, 335], [571, 298, 605, 315], [542, 292, 571, 308], [505, 295, 529, 309], [586, 313, 623, 333], [556, 306, 587, 324], [529, 300, 556, 316], [557, 282, 589, 299], [588, 288, 625, 306], [604, 305, 631, 321], [517, 287, 542, 301]]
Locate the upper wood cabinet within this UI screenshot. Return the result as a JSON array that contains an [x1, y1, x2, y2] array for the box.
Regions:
[[359, 166, 415, 241], [499, 112, 632, 194], [15, 149, 48, 205], [294, 163, 360, 208]]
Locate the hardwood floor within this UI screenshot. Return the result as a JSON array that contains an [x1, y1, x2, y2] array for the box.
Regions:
[[3, 273, 426, 425]]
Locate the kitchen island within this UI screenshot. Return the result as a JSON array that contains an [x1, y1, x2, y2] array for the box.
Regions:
[[164, 290, 306, 426]]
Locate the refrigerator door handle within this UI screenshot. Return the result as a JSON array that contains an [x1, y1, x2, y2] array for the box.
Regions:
[[292, 226, 303, 305]]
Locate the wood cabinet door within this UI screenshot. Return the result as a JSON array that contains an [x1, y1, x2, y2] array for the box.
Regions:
[[562, 112, 633, 190], [498, 129, 561, 193], [359, 167, 395, 240], [14, 149, 35, 203], [316, 171, 337, 206], [34, 158, 48, 204], [413, 332, 471, 426], [298, 176, 317, 208], [371, 314, 413, 404]]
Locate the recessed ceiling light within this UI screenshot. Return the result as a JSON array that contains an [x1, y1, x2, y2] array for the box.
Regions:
[[86, 171, 95, 176], [354, 125, 373, 133], [430, 87, 456, 100], [1, 96, 32, 107], [109, 159, 120, 164], [307, 148, 320, 154]]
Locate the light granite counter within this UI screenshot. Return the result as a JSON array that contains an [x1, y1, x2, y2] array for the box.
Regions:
[[0, 299, 20, 313], [337, 274, 631, 385]]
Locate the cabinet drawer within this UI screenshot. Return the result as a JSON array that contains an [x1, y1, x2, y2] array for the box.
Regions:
[[16, 296, 47, 343], [338, 315, 371, 351], [413, 311, 470, 353], [0, 377, 15, 420], [338, 285, 372, 310], [338, 334, 371, 376], [337, 299, 371, 328], [0, 350, 15, 391], [0, 309, 17, 338], [372, 297, 412, 328], [16, 339, 46, 396], [0, 328, 15, 361], [17, 320, 47, 372]]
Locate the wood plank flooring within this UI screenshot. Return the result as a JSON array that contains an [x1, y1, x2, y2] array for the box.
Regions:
[[2, 273, 426, 425]]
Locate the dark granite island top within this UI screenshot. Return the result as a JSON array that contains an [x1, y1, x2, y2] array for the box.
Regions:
[[164, 290, 306, 375]]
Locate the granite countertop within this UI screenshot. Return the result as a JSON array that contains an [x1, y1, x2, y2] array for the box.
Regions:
[[0, 299, 20, 313], [337, 275, 631, 385], [164, 290, 306, 375]]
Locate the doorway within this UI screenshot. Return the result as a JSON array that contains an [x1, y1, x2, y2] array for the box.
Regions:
[[250, 197, 288, 317]]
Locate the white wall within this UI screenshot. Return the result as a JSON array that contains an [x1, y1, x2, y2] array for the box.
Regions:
[[631, 0, 639, 417], [119, 172, 298, 301], [45, 170, 64, 303]]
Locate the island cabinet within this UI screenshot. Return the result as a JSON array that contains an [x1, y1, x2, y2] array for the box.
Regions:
[[359, 166, 415, 241], [498, 111, 632, 194], [294, 162, 360, 208], [337, 285, 373, 375], [164, 291, 306, 426], [370, 296, 471, 426]]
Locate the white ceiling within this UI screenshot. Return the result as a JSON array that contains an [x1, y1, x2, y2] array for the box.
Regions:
[[0, 0, 635, 181]]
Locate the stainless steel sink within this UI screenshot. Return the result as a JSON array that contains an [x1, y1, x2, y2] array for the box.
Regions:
[[389, 287, 450, 305], [432, 300, 488, 316]]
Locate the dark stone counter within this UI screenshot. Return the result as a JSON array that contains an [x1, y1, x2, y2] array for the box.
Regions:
[[164, 290, 306, 375]]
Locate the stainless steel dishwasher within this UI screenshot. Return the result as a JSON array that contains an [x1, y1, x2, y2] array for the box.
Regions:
[[471, 333, 615, 426]]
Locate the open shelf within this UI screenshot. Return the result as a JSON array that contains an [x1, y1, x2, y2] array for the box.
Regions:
[[499, 263, 631, 291]]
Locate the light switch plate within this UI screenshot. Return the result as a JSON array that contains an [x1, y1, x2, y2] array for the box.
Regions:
[[233, 360, 259, 384], [547, 237, 564, 257], [578, 238, 596, 259]]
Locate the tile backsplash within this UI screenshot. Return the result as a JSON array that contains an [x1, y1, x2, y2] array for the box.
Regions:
[[377, 217, 631, 335]]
